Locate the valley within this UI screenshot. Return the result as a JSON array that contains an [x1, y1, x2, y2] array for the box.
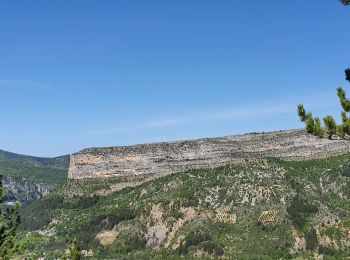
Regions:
[[2, 130, 350, 258]]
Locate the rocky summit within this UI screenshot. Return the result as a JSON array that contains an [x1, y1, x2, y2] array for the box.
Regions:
[[69, 129, 350, 179]]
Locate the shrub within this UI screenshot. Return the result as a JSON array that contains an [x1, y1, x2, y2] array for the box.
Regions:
[[319, 245, 337, 255], [324, 115, 337, 139], [287, 195, 318, 229], [122, 235, 147, 252], [306, 113, 315, 134], [200, 241, 224, 256], [178, 229, 212, 255], [74, 196, 99, 209], [341, 166, 350, 177], [306, 228, 318, 250]]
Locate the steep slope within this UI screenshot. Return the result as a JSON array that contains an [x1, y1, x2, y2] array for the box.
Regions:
[[69, 129, 350, 179], [0, 149, 69, 203], [18, 153, 350, 259]]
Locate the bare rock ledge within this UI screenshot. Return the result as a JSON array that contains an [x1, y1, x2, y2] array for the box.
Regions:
[[68, 129, 350, 179]]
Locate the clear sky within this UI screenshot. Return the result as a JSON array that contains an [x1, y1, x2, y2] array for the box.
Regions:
[[0, 1, 349, 157]]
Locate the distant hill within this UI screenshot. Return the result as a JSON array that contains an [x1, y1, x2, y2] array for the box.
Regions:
[[0, 149, 68, 170], [0, 149, 69, 202]]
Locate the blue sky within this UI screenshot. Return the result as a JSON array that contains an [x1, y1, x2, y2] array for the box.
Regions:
[[0, 1, 349, 157]]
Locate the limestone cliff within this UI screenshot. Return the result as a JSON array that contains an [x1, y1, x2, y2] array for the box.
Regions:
[[68, 129, 350, 179], [3, 176, 50, 203]]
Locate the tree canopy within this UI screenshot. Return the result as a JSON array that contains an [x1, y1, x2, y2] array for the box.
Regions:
[[0, 176, 21, 258]]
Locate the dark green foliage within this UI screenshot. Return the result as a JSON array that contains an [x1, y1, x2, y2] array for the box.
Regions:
[[69, 196, 99, 209], [306, 228, 318, 250], [337, 87, 350, 112], [323, 115, 337, 139], [341, 166, 350, 177], [91, 208, 137, 230], [178, 229, 212, 255], [287, 195, 318, 229], [199, 241, 224, 256], [319, 245, 337, 256], [73, 207, 137, 248], [313, 117, 324, 137], [341, 0, 350, 5], [19, 194, 64, 231], [346, 68, 350, 81], [114, 234, 147, 253], [305, 113, 315, 134], [185, 229, 211, 247], [177, 228, 224, 257], [0, 176, 21, 258], [297, 104, 307, 122]]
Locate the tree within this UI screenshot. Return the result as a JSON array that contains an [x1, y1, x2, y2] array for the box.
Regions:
[[69, 238, 82, 260], [298, 69, 350, 139], [345, 68, 350, 81], [0, 175, 21, 258], [323, 115, 337, 139], [306, 228, 318, 250], [297, 2, 349, 139]]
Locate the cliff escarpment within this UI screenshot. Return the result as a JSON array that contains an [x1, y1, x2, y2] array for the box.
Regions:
[[68, 130, 350, 179]]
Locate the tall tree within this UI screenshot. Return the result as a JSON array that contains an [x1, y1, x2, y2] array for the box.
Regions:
[[0, 176, 21, 258], [341, 0, 350, 5], [298, 69, 350, 139]]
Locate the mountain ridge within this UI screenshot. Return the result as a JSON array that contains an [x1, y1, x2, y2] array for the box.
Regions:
[[68, 129, 350, 179], [0, 149, 69, 203]]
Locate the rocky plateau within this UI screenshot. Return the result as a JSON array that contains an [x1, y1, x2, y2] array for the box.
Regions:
[[68, 129, 350, 179]]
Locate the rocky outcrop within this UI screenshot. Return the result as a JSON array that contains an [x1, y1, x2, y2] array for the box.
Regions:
[[68, 130, 350, 179], [3, 176, 50, 203]]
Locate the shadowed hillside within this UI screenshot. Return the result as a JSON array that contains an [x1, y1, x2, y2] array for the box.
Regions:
[[0, 150, 69, 203]]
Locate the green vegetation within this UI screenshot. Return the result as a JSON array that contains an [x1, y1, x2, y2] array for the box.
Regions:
[[0, 149, 69, 187], [0, 176, 21, 259], [0, 150, 69, 203], [298, 69, 350, 139], [305, 228, 318, 250], [287, 195, 318, 229], [7, 153, 350, 259], [69, 238, 82, 260], [297, 2, 349, 138]]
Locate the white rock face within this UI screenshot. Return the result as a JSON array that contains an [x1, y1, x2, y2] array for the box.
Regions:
[[68, 130, 350, 179]]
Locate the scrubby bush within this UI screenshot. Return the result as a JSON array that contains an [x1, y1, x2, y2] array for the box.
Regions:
[[306, 228, 318, 250], [341, 166, 350, 177], [178, 229, 211, 255], [319, 245, 337, 256], [287, 195, 318, 229], [200, 241, 224, 256], [71, 196, 100, 209], [115, 234, 147, 253]]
